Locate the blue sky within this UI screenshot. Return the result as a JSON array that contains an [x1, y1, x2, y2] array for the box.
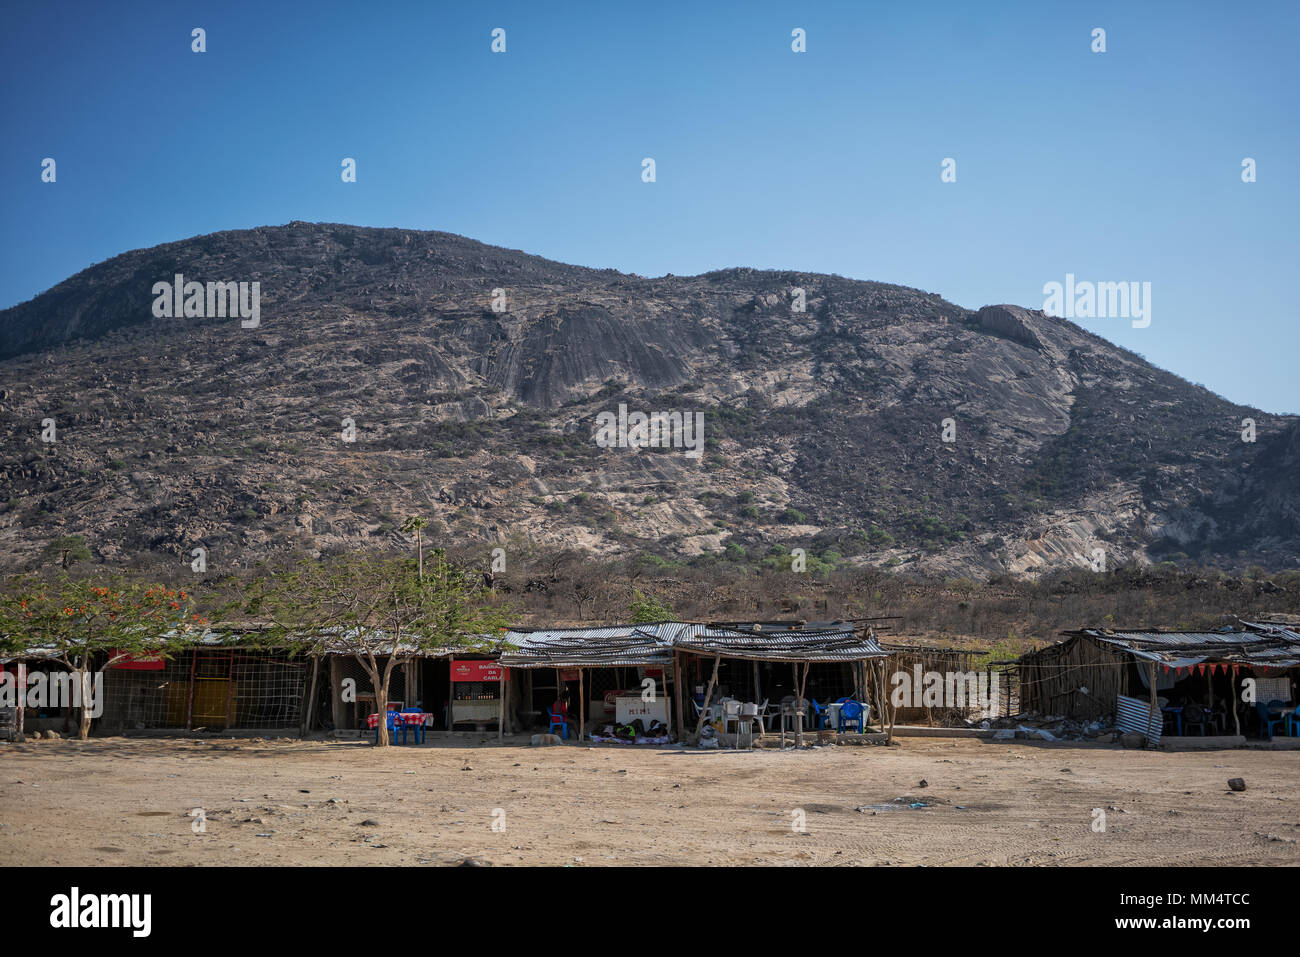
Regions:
[[2, 0, 1296, 413]]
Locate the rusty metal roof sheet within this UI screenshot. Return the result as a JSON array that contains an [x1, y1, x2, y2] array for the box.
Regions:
[[498, 620, 885, 667], [1074, 626, 1300, 669], [497, 622, 686, 669], [675, 621, 885, 662]]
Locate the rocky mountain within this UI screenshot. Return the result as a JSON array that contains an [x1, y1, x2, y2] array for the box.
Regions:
[[0, 222, 1295, 578]]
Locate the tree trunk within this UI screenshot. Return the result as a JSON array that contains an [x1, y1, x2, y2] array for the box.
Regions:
[[363, 658, 390, 747], [77, 668, 93, 741]]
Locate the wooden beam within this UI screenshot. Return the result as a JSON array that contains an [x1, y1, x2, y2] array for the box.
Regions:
[[578, 668, 585, 745], [694, 655, 722, 738], [329, 657, 346, 731], [676, 655, 686, 743], [1231, 667, 1241, 736], [301, 654, 321, 737], [1148, 661, 1158, 744], [15, 663, 25, 738], [224, 649, 236, 731], [186, 649, 197, 730], [796, 661, 809, 747]]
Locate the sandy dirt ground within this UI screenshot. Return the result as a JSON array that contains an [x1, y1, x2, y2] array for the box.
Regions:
[[3, 735, 1299, 866]]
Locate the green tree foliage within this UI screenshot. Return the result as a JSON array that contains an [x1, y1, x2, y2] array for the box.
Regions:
[[42, 535, 92, 570], [243, 552, 509, 746], [628, 589, 674, 624], [0, 575, 203, 739]]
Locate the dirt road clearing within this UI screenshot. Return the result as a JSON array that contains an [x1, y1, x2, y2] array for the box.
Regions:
[[3, 736, 1297, 866]]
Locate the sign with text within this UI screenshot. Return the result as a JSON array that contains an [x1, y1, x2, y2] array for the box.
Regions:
[[450, 660, 507, 682], [615, 695, 668, 726], [109, 650, 166, 671]]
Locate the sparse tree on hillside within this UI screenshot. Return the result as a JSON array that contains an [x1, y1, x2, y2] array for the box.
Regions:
[[629, 589, 674, 624], [42, 535, 92, 570], [400, 515, 430, 580]]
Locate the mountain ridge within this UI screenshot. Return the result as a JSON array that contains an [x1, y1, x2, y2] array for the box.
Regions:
[[0, 222, 1295, 578]]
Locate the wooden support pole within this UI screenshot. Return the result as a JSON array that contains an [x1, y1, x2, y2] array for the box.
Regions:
[[1231, 667, 1240, 736], [186, 650, 198, 730], [1148, 662, 1158, 744], [224, 650, 236, 731], [879, 659, 896, 743], [15, 663, 25, 738], [330, 657, 346, 731], [578, 667, 585, 745], [796, 662, 809, 747], [498, 667, 505, 741], [672, 652, 685, 741], [301, 654, 321, 737], [1207, 664, 1215, 729], [695, 655, 722, 738]]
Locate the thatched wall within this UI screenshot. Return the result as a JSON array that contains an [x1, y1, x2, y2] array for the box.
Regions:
[[883, 648, 991, 726], [1018, 635, 1129, 720]]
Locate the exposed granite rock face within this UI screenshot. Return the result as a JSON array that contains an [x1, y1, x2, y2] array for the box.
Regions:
[[972, 304, 1046, 352], [0, 222, 1293, 577]]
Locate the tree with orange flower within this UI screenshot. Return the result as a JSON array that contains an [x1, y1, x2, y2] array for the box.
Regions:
[[0, 574, 204, 740]]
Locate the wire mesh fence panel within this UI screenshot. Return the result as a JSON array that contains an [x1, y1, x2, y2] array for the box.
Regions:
[[333, 655, 409, 729], [100, 653, 194, 730], [100, 650, 306, 730], [229, 653, 306, 728]]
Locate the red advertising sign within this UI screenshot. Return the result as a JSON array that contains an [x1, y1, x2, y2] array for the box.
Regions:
[[109, 650, 166, 670], [450, 660, 507, 682]]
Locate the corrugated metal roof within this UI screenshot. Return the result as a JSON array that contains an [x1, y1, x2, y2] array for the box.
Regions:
[[1076, 627, 1300, 669], [675, 621, 886, 662], [498, 622, 685, 669], [1, 628, 234, 664], [498, 620, 885, 667], [2, 627, 507, 664]]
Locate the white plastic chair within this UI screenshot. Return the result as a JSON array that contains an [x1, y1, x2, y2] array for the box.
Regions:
[[737, 702, 763, 749], [722, 699, 743, 743]]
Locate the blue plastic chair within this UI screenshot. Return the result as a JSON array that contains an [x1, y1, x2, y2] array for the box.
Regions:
[[374, 710, 402, 745], [401, 709, 426, 744], [547, 710, 569, 740], [838, 699, 866, 734], [1285, 707, 1300, 738], [1256, 701, 1282, 740], [810, 699, 828, 730]]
